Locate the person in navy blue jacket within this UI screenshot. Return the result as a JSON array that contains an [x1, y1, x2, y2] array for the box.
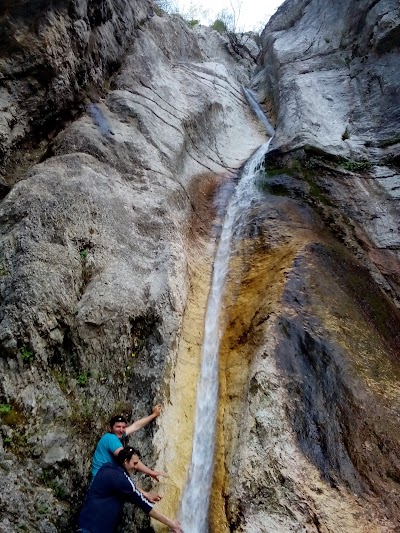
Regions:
[[78, 447, 183, 533]]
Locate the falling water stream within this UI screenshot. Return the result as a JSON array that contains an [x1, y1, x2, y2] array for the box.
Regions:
[[242, 87, 276, 138], [180, 92, 274, 532]]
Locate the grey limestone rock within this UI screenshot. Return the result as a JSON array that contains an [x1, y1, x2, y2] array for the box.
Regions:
[[0, 4, 266, 531]]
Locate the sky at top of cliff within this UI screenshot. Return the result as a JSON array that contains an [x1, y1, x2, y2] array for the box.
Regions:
[[174, 0, 285, 31]]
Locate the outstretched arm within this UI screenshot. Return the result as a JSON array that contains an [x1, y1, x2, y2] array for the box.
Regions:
[[125, 405, 162, 436], [137, 487, 162, 503], [149, 508, 184, 533], [135, 459, 168, 482]]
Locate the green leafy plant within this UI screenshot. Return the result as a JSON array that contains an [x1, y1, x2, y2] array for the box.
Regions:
[[52, 482, 67, 500], [20, 346, 34, 363], [211, 18, 227, 33], [79, 249, 88, 260], [0, 404, 12, 414], [41, 469, 53, 485], [36, 504, 49, 515], [2, 433, 27, 452], [41, 469, 68, 500], [76, 372, 90, 387]]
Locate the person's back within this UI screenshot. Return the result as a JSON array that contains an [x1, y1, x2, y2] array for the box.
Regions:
[[78, 462, 153, 533], [78, 448, 183, 533]]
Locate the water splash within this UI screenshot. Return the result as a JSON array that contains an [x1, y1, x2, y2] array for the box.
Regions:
[[180, 140, 272, 533], [242, 87, 275, 138]]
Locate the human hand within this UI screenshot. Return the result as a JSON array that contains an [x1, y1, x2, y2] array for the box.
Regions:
[[170, 520, 184, 533], [152, 404, 162, 417], [143, 491, 163, 503], [149, 470, 169, 482]]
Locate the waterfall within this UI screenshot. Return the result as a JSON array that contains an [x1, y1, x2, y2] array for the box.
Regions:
[[242, 87, 275, 137], [180, 137, 273, 533]]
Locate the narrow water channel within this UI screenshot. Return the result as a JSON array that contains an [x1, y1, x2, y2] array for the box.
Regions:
[[180, 125, 273, 531]]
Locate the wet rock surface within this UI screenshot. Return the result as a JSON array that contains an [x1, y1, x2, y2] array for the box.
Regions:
[[253, 0, 400, 312], [232, 12, 400, 529], [212, 175, 400, 532]]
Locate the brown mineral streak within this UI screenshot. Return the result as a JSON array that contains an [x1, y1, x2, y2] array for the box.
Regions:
[[210, 239, 303, 532]]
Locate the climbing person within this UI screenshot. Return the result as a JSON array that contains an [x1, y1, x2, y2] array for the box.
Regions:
[[91, 405, 167, 480], [78, 447, 184, 533]]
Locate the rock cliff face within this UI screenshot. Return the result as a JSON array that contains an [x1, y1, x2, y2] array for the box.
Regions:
[[1, 0, 400, 532], [0, 2, 265, 531], [214, 0, 400, 531]]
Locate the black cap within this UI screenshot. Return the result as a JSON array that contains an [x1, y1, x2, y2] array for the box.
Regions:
[[109, 415, 128, 427]]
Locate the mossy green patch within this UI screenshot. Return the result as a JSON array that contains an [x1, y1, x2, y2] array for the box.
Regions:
[[378, 134, 400, 148], [0, 403, 27, 427], [309, 243, 400, 398], [302, 172, 332, 206], [53, 370, 69, 393], [340, 159, 372, 172], [264, 166, 297, 177]]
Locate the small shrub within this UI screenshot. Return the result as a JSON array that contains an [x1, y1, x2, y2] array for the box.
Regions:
[[2, 433, 27, 452], [80, 249, 88, 260], [41, 469, 53, 485], [20, 346, 34, 363], [52, 482, 68, 500], [36, 504, 49, 515], [76, 372, 90, 387], [211, 18, 227, 33], [82, 266, 92, 283]]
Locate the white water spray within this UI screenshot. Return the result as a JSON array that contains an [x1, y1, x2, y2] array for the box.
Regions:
[[180, 140, 272, 533]]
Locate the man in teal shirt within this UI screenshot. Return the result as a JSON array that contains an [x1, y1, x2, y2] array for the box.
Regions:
[[92, 405, 166, 480]]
